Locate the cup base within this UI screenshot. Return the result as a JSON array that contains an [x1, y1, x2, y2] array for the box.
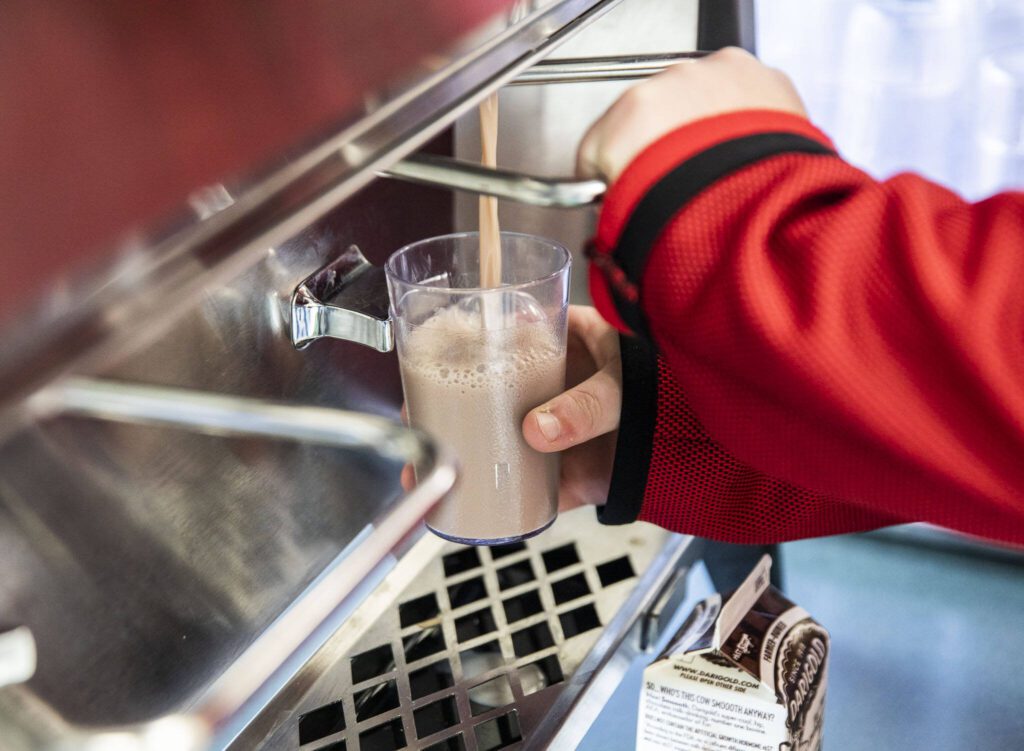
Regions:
[[425, 515, 556, 546]]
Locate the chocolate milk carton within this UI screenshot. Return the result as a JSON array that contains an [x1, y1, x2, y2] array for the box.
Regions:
[[637, 556, 829, 751]]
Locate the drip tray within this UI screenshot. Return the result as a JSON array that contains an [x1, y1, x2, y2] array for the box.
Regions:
[[232, 509, 693, 751]]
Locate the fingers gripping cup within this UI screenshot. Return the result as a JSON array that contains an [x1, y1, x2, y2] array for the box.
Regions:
[[386, 233, 570, 545]]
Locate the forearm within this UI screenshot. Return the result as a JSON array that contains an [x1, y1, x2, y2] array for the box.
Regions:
[[593, 110, 1024, 545], [602, 335, 900, 543]]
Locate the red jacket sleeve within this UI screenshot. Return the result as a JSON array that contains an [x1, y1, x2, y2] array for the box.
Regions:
[[592, 109, 1024, 547]]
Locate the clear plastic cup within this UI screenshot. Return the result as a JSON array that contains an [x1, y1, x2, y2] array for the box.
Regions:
[[386, 232, 570, 545]]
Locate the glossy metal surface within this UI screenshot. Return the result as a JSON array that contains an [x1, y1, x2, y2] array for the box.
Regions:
[[382, 153, 607, 207], [0, 626, 36, 689], [0, 173, 455, 751], [382, 53, 710, 208], [291, 245, 394, 353], [510, 51, 708, 85], [523, 532, 698, 750], [31, 378, 431, 464], [3, 377, 456, 751], [227, 508, 695, 751]]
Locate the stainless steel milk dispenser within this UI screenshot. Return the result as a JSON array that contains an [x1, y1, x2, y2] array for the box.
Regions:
[[0, 2, 751, 748]]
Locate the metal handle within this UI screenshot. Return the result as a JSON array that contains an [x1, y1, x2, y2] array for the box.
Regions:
[[510, 51, 709, 86], [382, 153, 606, 208], [291, 244, 393, 352]]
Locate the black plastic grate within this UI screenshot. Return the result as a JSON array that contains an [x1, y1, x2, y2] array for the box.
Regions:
[[488, 542, 527, 560], [404, 628, 446, 663], [511, 621, 554, 658], [550, 573, 590, 605], [596, 556, 635, 587], [502, 589, 543, 623], [454, 607, 497, 643], [422, 734, 465, 751], [447, 575, 487, 609], [541, 543, 579, 573], [559, 603, 601, 639], [442, 548, 481, 577], [495, 559, 536, 591]]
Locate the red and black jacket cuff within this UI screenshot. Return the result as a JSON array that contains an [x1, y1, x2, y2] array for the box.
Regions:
[[598, 333, 659, 525], [592, 111, 837, 525], [588, 110, 837, 339]]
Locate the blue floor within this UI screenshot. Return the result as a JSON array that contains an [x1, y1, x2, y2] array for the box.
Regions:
[[580, 533, 1024, 750]]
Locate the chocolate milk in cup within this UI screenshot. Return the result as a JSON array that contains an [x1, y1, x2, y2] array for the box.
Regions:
[[386, 232, 570, 544]]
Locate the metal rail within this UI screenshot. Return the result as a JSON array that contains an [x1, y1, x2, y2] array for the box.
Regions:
[[30, 377, 437, 463], [510, 51, 708, 85]]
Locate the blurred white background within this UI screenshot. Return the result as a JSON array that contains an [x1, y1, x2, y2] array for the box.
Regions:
[[757, 0, 1024, 199]]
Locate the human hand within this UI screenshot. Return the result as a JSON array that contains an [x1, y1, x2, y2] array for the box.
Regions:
[[577, 47, 807, 183], [522, 305, 622, 512]]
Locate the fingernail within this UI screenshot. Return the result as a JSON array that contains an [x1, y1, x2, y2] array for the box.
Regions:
[[535, 411, 561, 442]]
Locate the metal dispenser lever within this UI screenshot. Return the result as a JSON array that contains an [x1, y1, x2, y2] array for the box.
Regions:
[[380, 52, 709, 207], [298, 51, 711, 351], [382, 153, 607, 208]]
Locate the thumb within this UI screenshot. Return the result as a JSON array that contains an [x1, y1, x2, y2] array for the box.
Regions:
[[523, 367, 621, 452]]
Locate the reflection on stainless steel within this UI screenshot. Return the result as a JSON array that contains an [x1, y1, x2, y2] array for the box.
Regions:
[[454, 0, 701, 303], [382, 153, 607, 207], [510, 51, 709, 85], [187, 185, 236, 221], [388, 53, 710, 210], [0, 156, 452, 751], [5, 377, 456, 751], [291, 245, 394, 353], [0, 626, 36, 689], [0, 0, 623, 430]]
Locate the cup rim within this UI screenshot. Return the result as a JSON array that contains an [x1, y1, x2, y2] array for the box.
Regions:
[[384, 231, 571, 293]]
